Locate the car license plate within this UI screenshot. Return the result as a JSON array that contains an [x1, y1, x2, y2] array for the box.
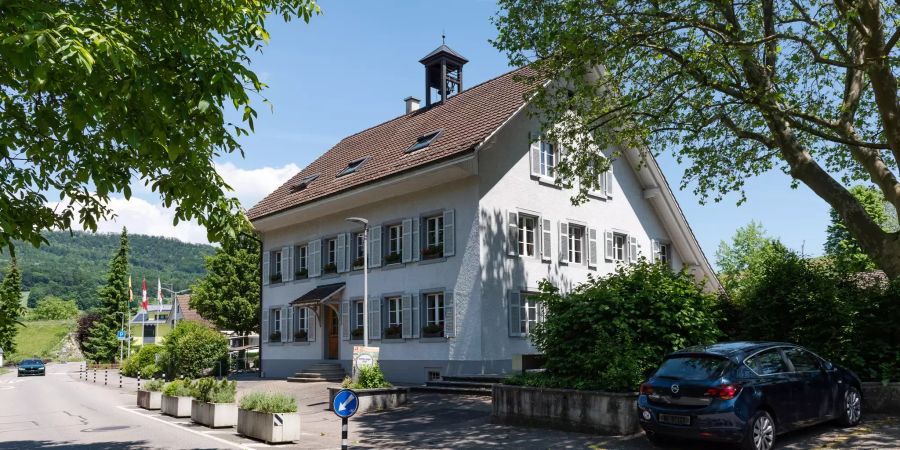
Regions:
[[658, 413, 691, 426]]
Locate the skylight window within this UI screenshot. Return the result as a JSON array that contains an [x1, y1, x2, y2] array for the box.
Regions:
[[337, 158, 368, 177], [405, 130, 442, 153], [290, 174, 319, 192]]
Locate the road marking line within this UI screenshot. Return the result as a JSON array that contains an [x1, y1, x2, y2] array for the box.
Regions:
[[116, 406, 252, 450]]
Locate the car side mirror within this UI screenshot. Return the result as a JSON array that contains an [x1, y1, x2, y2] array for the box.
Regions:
[[822, 361, 834, 371]]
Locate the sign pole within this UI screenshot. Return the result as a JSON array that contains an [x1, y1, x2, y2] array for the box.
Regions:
[[341, 417, 348, 450]]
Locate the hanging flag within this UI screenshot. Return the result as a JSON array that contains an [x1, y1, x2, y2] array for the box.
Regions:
[[141, 278, 149, 312], [128, 276, 133, 305], [157, 278, 163, 308]]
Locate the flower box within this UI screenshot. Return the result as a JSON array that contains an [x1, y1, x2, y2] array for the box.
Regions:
[[191, 400, 238, 428], [293, 330, 308, 342], [351, 327, 364, 340], [383, 325, 402, 340], [352, 256, 365, 269], [269, 273, 282, 284], [422, 324, 443, 338], [137, 390, 162, 410], [323, 263, 337, 274], [384, 252, 402, 264], [422, 245, 443, 259], [269, 331, 282, 343], [294, 268, 308, 279], [161, 395, 193, 418], [237, 409, 300, 444]]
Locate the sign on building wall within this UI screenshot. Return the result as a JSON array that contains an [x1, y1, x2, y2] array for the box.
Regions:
[[352, 346, 380, 380]]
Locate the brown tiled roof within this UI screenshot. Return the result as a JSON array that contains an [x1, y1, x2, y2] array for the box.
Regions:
[[176, 294, 215, 328], [247, 66, 535, 221]]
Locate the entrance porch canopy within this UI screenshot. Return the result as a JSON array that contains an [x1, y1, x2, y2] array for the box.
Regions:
[[290, 282, 345, 307]]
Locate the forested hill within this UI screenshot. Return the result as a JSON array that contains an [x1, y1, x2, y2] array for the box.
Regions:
[[0, 232, 216, 310]]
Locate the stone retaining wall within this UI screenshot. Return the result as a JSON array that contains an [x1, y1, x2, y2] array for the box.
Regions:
[[492, 384, 640, 435], [862, 382, 900, 414], [327, 387, 410, 415]]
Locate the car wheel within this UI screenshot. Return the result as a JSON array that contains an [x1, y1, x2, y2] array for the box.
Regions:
[[741, 410, 775, 450], [837, 386, 862, 427], [644, 431, 668, 448]]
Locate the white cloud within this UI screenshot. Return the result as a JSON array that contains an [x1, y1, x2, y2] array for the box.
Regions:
[[216, 162, 300, 208], [91, 196, 210, 245]]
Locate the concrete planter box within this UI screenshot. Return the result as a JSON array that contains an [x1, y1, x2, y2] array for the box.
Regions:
[[862, 382, 900, 414], [191, 400, 238, 428], [137, 390, 162, 410], [327, 387, 410, 414], [161, 395, 193, 418], [492, 384, 639, 435], [237, 409, 300, 444]]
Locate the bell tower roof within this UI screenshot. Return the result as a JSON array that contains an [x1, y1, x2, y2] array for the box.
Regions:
[[419, 44, 469, 65], [419, 40, 468, 107]]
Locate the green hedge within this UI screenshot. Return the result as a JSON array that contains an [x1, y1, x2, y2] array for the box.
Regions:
[[523, 261, 720, 392], [163, 322, 228, 378], [121, 344, 164, 378], [726, 243, 900, 383]]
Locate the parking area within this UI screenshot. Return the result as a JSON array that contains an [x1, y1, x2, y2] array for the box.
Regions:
[[72, 368, 900, 449]]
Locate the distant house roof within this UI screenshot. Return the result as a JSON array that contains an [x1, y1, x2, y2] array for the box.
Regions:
[[174, 294, 215, 329], [247, 66, 535, 221]]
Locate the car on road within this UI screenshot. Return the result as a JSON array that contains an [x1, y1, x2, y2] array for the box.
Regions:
[[637, 342, 862, 450], [17, 359, 46, 377]]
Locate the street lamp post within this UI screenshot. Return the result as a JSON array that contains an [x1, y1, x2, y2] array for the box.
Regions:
[[345, 217, 369, 348]]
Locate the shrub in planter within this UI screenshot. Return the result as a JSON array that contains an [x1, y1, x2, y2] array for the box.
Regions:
[[385, 252, 402, 264], [294, 268, 308, 279], [137, 378, 165, 410], [269, 331, 282, 342], [293, 330, 308, 342], [237, 392, 300, 443], [422, 324, 443, 338], [342, 364, 392, 389], [351, 327, 364, 339], [269, 272, 282, 283], [352, 256, 365, 268], [162, 379, 195, 417], [422, 245, 443, 259], [526, 261, 720, 392], [191, 378, 238, 428], [383, 325, 402, 339], [323, 263, 337, 274]]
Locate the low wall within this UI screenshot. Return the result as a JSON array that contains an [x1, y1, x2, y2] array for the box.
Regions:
[[862, 382, 900, 414], [492, 384, 640, 435], [327, 387, 410, 414]]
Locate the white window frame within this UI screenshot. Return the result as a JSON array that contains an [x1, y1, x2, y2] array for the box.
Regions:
[[326, 238, 337, 266], [272, 308, 282, 333], [295, 307, 308, 333], [568, 225, 585, 264], [386, 296, 402, 328], [425, 292, 445, 327], [353, 300, 364, 335], [517, 214, 537, 257], [520, 293, 541, 335], [613, 233, 627, 262], [273, 250, 283, 276], [388, 224, 402, 257], [539, 141, 556, 177], [296, 244, 308, 272], [426, 215, 444, 249]]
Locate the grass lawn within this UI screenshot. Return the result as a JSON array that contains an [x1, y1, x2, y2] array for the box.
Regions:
[[9, 319, 75, 364]]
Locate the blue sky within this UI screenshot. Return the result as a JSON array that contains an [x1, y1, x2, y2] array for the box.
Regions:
[[107, 0, 832, 264]]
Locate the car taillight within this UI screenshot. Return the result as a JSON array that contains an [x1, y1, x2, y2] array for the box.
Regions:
[[640, 383, 654, 395], [705, 384, 741, 400]]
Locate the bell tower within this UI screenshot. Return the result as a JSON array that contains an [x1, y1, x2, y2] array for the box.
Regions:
[[419, 38, 468, 106]]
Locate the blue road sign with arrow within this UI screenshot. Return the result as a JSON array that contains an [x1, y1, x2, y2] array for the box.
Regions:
[[332, 389, 359, 419]]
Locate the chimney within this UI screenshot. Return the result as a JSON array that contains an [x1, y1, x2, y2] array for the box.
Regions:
[[404, 96, 421, 114]]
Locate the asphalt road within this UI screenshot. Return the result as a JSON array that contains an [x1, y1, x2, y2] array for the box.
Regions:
[[0, 362, 250, 450]]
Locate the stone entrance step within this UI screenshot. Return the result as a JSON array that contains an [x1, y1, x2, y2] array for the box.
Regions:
[[411, 374, 506, 397], [286, 363, 346, 383]]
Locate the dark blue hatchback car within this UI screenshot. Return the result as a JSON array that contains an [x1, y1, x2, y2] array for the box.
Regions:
[[638, 342, 862, 450]]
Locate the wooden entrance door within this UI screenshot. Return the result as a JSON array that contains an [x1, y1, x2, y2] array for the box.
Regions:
[[325, 306, 339, 360]]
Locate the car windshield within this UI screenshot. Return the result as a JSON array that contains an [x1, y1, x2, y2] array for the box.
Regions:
[[655, 355, 729, 381], [22, 359, 42, 365]]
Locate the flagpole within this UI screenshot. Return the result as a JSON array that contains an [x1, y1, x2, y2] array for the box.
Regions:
[[128, 276, 133, 357]]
